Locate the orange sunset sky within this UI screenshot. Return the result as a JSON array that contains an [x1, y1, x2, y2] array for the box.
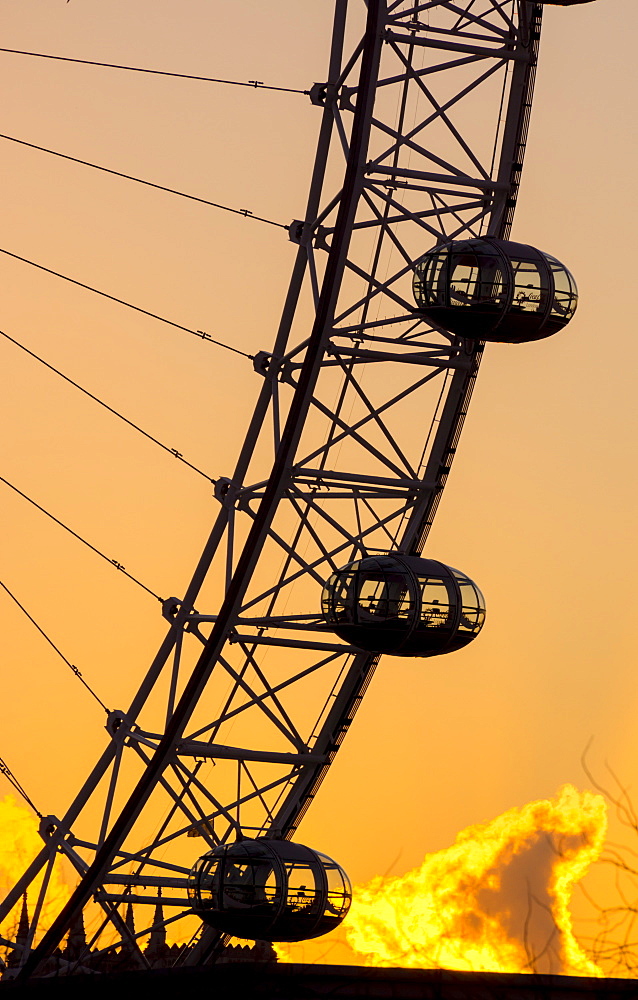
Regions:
[[0, 0, 636, 969]]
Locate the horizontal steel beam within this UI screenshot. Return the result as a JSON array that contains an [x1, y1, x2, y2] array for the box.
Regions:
[[367, 163, 507, 192], [176, 739, 326, 765], [328, 344, 469, 368], [102, 874, 189, 888], [230, 633, 359, 654], [385, 31, 526, 61], [293, 466, 434, 489]]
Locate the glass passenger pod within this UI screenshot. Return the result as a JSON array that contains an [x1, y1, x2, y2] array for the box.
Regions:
[[188, 839, 352, 942], [322, 554, 485, 657], [412, 237, 577, 343]]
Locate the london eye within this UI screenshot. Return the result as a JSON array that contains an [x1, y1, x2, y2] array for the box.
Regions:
[[0, 0, 597, 980]]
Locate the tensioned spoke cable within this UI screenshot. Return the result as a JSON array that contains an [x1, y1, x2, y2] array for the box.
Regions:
[[0, 757, 42, 818], [0, 133, 288, 230], [0, 579, 109, 713], [0, 476, 162, 603], [0, 48, 310, 94], [0, 248, 253, 359], [0, 328, 215, 484]]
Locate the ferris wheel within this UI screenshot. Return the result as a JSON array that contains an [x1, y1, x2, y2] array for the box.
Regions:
[[0, 0, 593, 980]]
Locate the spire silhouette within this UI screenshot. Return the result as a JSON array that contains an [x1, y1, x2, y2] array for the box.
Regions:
[[7, 894, 29, 968], [145, 890, 168, 966], [124, 901, 136, 940], [65, 906, 87, 962]]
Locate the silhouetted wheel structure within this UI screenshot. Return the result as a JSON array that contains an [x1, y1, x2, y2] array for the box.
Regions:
[[0, 0, 584, 979]]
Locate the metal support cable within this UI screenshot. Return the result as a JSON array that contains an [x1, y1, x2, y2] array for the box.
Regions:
[[0, 476, 163, 603], [0, 47, 310, 94], [0, 133, 288, 230], [0, 327, 215, 484], [0, 757, 42, 818], [0, 247, 253, 359], [0, 579, 109, 713]]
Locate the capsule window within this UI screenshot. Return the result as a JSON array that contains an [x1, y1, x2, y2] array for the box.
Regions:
[[319, 856, 352, 919], [221, 859, 277, 910], [449, 251, 505, 310], [510, 258, 546, 314], [328, 572, 355, 620], [193, 857, 218, 904], [418, 577, 452, 626], [458, 585, 484, 633], [545, 252, 578, 323], [415, 251, 446, 306], [223, 862, 252, 906], [449, 254, 480, 307], [453, 569, 486, 635], [357, 572, 411, 622], [285, 864, 320, 914]]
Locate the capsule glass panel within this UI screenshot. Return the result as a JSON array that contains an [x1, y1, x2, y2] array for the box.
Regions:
[[357, 570, 412, 622], [189, 839, 351, 942], [413, 237, 577, 343], [419, 576, 453, 628], [449, 247, 507, 313], [451, 568, 486, 643], [511, 258, 545, 313], [545, 252, 578, 332], [316, 851, 353, 925], [418, 249, 446, 306], [323, 554, 484, 656]]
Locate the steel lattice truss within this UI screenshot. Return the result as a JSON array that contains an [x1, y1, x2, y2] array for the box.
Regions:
[[2, 0, 544, 978]]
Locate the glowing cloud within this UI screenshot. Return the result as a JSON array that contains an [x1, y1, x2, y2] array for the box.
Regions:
[[344, 785, 606, 976]]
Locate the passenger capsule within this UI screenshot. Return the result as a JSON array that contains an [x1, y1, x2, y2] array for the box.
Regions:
[[413, 237, 577, 343], [322, 554, 485, 656], [188, 839, 351, 942]]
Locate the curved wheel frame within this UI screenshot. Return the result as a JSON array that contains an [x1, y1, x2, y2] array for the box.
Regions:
[[3, 0, 546, 978]]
